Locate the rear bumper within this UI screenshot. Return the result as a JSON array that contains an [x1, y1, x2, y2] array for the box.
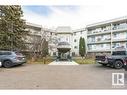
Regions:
[[14, 61, 26, 64], [96, 58, 115, 64], [12, 60, 27, 66], [96, 60, 108, 64], [12, 62, 26, 66]]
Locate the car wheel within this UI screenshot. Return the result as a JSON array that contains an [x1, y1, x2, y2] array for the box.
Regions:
[[3, 60, 12, 68], [114, 61, 123, 69]]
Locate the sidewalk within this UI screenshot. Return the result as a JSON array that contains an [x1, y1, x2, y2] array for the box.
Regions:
[[48, 61, 79, 65]]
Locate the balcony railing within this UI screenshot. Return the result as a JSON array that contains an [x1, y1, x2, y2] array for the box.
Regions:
[[87, 24, 127, 35], [88, 38, 111, 44], [112, 38, 127, 42], [87, 49, 111, 52], [87, 30, 111, 36]]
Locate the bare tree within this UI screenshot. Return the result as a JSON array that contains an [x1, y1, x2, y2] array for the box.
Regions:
[[26, 27, 58, 61]]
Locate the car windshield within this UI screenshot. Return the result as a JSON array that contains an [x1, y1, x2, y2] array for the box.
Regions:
[[0, 51, 12, 55], [112, 51, 126, 55]]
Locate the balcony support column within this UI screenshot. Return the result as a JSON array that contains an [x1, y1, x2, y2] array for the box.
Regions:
[[111, 23, 113, 54]]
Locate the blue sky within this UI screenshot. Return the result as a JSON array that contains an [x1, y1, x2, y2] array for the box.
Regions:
[[22, 6, 53, 17], [22, 5, 127, 29], [22, 6, 79, 17]]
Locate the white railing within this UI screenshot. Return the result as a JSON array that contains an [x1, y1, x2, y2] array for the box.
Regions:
[[57, 45, 71, 49]]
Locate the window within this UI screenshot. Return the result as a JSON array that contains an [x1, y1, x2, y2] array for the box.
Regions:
[[101, 26, 106, 30], [58, 38, 61, 41], [88, 45, 92, 50], [66, 38, 68, 41], [112, 51, 126, 55], [91, 36, 95, 42], [112, 43, 116, 48], [113, 33, 117, 38], [72, 52, 75, 56], [126, 42, 127, 48], [74, 32, 76, 36], [106, 44, 110, 47], [101, 35, 103, 38], [101, 44, 103, 48], [88, 31, 92, 34], [74, 46, 77, 49], [80, 31, 82, 34], [126, 32, 127, 39], [0, 52, 11, 55], [74, 39, 76, 42]]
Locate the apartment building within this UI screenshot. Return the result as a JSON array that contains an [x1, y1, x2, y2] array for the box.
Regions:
[[86, 16, 127, 54], [25, 22, 87, 56], [25, 22, 53, 53], [25, 22, 42, 52], [72, 28, 86, 56], [48, 26, 86, 56], [49, 26, 73, 56], [26, 16, 127, 56]]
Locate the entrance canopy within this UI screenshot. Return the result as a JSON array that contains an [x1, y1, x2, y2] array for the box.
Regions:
[[57, 42, 71, 53]]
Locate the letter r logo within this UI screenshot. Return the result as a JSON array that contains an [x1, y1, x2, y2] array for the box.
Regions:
[[112, 73, 124, 86]]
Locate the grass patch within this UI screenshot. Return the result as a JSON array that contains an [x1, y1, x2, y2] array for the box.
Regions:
[[27, 57, 54, 64], [73, 57, 95, 64]]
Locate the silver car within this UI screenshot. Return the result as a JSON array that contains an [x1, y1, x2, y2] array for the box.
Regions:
[[0, 51, 26, 68]]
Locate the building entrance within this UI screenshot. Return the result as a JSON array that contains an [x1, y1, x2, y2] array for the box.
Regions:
[[56, 42, 72, 61]]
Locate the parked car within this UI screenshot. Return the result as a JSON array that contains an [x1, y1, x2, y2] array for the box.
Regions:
[[124, 64, 127, 71], [95, 50, 127, 69], [0, 51, 26, 68]]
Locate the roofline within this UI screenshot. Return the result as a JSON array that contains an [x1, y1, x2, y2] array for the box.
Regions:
[[56, 32, 73, 34], [26, 22, 42, 28], [73, 28, 86, 33], [26, 22, 55, 32], [86, 16, 127, 28]]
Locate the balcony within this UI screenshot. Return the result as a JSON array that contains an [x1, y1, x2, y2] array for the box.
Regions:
[[87, 40, 111, 44], [112, 23, 127, 30], [88, 44, 111, 52], [87, 26, 111, 36], [112, 23, 127, 32], [87, 30, 111, 36], [112, 46, 126, 51], [112, 38, 127, 42], [87, 49, 111, 52], [87, 23, 127, 36], [87, 37, 111, 44], [112, 27, 127, 33]]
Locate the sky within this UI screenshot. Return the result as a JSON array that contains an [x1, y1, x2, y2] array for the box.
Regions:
[[22, 1, 127, 30]]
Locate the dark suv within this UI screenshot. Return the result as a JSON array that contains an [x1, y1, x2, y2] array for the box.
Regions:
[[0, 51, 26, 68], [95, 49, 127, 69]]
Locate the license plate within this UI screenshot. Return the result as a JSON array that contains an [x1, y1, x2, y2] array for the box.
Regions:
[[97, 61, 102, 63]]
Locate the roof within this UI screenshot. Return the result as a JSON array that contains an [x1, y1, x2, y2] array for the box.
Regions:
[[56, 26, 72, 34], [73, 28, 86, 33], [86, 16, 127, 28], [26, 22, 42, 29], [58, 42, 70, 46]]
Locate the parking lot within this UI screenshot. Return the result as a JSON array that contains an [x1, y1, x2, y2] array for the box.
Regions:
[[0, 64, 127, 89]]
